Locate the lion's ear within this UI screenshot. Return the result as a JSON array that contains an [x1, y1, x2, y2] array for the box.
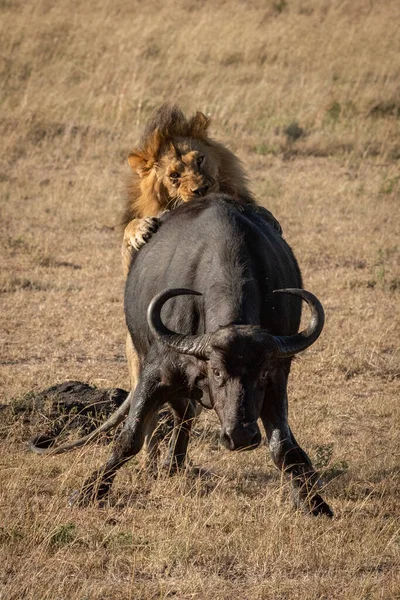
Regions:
[[128, 152, 148, 177], [145, 128, 163, 159], [128, 129, 163, 177], [188, 112, 211, 137]]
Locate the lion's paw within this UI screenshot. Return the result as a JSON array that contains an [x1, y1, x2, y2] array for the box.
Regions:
[[127, 217, 160, 252]]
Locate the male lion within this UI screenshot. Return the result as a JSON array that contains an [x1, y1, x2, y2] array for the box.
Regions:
[[121, 104, 281, 276]]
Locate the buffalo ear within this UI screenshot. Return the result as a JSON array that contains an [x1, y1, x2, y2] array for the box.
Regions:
[[188, 111, 211, 137], [189, 371, 213, 409], [197, 389, 213, 409]]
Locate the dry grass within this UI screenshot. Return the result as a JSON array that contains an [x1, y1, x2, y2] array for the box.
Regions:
[[1, 0, 399, 598]]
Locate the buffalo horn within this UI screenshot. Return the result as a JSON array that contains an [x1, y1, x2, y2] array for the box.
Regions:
[[147, 288, 211, 359], [272, 288, 325, 358]]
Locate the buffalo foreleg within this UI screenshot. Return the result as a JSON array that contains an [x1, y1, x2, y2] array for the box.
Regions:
[[261, 378, 333, 517], [70, 364, 168, 506], [163, 397, 198, 473]]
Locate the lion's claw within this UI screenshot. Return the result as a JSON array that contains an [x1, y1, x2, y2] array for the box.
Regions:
[[128, 217, 161, 251]]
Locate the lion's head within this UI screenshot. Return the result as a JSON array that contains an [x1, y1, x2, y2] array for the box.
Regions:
[[123, 105, 254, 226]]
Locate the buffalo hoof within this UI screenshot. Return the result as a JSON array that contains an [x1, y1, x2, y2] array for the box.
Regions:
[[68, 481, 111, 508], [161, 455, 187, 475], [68, 489, 91, 508], [189, 464, 217, 480], [292, 488, 333, 518], [308, 494, 334, 518]]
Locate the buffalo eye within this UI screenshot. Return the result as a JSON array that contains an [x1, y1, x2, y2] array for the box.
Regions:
[[259, 369, 268, 382], [196, 155, 204, 166], [212, 368, 223, 380], [169, 171, 180, 180]]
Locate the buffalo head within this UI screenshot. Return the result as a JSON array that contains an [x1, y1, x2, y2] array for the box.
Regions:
[[148, 288, 324, 452]]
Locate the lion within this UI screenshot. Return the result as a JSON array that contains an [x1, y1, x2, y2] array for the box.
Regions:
[[121, 104, 281, 276]]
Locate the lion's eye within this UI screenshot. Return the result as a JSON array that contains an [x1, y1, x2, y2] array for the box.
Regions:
[[197, 155, 204, 165], [169, 172, 180, 180]]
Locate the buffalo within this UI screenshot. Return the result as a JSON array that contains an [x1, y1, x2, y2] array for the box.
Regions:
[[32, 194, 332, 517]]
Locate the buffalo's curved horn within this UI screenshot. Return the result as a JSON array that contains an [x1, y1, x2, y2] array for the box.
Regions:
[[147, 288, 211, 359], [272, 288, 325, 358]]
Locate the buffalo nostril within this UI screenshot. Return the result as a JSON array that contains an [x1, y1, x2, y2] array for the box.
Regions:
[[192, 184, 209, 196], [250, 429, 261, 448], [222, 431, 235, 451]]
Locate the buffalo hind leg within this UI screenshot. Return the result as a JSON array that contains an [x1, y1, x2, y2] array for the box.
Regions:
[[261, 378, 333, 517], [70, 364, 168, 506]]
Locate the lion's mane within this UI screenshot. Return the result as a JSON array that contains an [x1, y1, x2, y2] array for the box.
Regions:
[[122, 104, 255, 228]]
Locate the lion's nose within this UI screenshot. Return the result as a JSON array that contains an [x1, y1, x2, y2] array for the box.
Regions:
[[191, 184, 209, 196]]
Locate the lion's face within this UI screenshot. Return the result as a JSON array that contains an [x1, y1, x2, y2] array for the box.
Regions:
[[125, 106, 254, 223], [154, 138, 220, 207]]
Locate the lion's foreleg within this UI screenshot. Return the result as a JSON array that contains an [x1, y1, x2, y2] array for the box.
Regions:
[[121, 216, 162, 276]]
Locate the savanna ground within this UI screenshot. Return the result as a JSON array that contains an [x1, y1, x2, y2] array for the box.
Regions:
[[1, 1, 399, 598]]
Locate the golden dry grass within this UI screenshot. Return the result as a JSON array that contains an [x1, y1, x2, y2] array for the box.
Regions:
[[1, 1, 399, 598]]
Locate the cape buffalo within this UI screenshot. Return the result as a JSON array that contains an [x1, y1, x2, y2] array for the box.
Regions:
[[32, 194, 332, 517]]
